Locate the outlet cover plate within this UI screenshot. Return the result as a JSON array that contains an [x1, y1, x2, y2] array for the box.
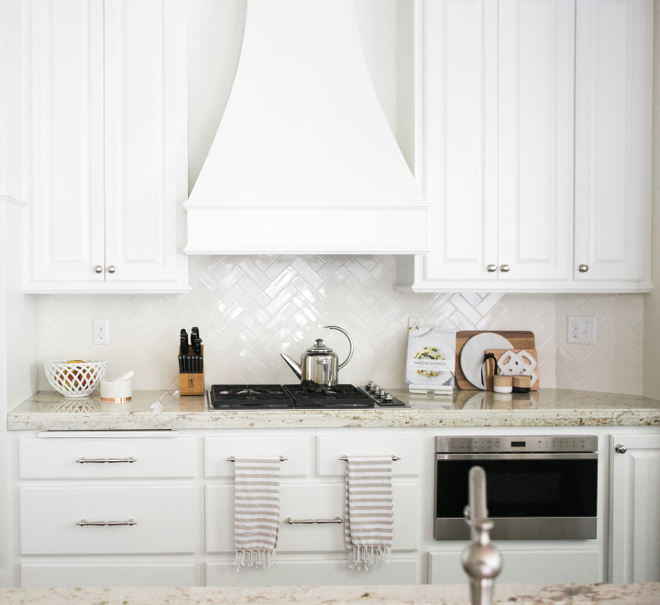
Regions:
[[567, 316, 596, 345], [93, 319, 110, 345]]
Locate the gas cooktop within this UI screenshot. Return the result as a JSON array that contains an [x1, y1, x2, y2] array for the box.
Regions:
[[207, 384, 406, 410]]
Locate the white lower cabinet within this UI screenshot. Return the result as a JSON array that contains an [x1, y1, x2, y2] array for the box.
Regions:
[[21, 563, 196, 588], [206, 483, 418, 554], [206, 558, 419, 587], [428, 549, 601, 585], [14, 426, 660, 588], [610, 433, 660, 583], [19, 485, 196, 555]]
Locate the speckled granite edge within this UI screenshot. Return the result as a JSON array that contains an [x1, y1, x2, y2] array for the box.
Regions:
[[1, 583, 660, 605], [7, 389, 660, 430], [7, 407, 660, 431]]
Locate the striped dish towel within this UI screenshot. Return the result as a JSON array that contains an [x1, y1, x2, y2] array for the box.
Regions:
[[344, 455, 393, 570], [233, 457, 281, 568]]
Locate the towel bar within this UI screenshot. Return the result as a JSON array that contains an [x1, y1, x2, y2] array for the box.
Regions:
[[340, 455, 400, 461], [227, 455, 287, 462], [286, 517, 342, 525]]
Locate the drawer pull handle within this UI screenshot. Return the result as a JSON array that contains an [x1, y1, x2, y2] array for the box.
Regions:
[[76, 519, 137, 527], [76, 457, 137, 464], [285, 517, 342, 525], [340, 455, 401, 461], [227, 456, 287, 462]]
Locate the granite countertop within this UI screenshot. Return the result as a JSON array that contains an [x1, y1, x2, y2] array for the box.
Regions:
[[7, 388, 660, 431], [1, 583, 660, 605]]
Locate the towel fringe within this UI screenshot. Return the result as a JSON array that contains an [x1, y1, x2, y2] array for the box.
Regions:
[[346, 545, 391, 571], [234, 549, 276, 570]]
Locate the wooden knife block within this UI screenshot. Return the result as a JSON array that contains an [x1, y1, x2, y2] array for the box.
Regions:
[[179, 345, 204, 396]]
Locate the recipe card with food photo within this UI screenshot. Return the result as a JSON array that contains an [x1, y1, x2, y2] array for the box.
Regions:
[[406, 328, 456, 391]]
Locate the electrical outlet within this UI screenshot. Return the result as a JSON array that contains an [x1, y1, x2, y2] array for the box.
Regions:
[[408, 316, 423, 330], [567, 316, 596, 345], [93, 319, 110, 345]]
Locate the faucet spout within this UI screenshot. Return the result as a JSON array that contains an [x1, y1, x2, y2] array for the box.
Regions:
[[461, 467, 502, 605], [280, 354, 302, 379]]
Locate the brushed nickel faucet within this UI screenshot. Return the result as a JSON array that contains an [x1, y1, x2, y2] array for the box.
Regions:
[[462, 466, 502, 605]]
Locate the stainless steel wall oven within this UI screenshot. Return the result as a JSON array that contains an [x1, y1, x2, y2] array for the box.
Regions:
[[434, 435, 598, 541]]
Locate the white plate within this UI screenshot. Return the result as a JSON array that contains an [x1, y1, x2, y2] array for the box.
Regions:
[[460, 333, 513, 390]]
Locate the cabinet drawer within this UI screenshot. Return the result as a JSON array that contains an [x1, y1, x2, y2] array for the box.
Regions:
[[316, 435, 419, 477], [19, 437, 196, 479], [204, 436, 309, 478], [21, 563, 196, 588], [206, 558, 418, 586], [428, 549, 601, 584], [206, 483, 417, 554], [20, 486, 195, 555]]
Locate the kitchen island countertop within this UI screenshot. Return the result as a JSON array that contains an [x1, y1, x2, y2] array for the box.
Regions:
[[1, 583, 660, 605], [7, 388, 660, 431]]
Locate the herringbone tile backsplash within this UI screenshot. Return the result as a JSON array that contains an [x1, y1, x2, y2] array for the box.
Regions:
[[37, 256, 643, 394]]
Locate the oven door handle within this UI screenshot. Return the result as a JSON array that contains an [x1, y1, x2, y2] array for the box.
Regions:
[[436, 452, 598, 461]]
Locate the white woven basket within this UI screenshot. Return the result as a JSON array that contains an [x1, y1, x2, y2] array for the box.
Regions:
[[44, 360, 108, 398]]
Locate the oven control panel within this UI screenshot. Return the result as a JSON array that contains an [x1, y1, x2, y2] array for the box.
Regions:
[[435, 435, 598, 453]]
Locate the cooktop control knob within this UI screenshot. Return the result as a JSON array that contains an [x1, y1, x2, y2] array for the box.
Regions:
[[383, 393, 393, 402]]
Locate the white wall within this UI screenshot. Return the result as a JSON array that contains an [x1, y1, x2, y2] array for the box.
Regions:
[[644, 0, 660, 399], [0, 0, 39, 587], [29, 0, 646, 397]]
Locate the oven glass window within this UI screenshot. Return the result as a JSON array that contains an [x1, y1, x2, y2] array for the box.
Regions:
[[436, 459, 597, 518]]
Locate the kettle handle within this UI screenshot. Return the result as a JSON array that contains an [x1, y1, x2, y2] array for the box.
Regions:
[[323, 325, 354, 370]]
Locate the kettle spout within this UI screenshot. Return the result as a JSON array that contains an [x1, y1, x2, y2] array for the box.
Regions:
[[280, 354, 302, 379]]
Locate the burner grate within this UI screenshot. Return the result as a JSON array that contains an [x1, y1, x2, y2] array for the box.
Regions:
[[284, 384, 375, 409], [209, 384, 294, 409]]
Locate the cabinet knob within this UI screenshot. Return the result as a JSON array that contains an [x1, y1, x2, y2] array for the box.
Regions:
[[107, 265, 116, 274], [94, 265, 103, 274], [500, 264, 510, 273], [487, 264, 497, 273], [579, 264, 589, 273], [615, 444, 627, 454]]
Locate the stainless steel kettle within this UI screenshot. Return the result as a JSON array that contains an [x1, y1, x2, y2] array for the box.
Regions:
[[280, 325, 354, 390]]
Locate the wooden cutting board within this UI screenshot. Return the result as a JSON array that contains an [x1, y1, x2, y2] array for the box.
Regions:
[[455, 331, 535, 390]]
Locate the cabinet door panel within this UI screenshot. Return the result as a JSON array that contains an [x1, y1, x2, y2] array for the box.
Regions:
[[429, 549, 601, 584], [19, 437, 196, 479], [20, 486, 195, 555], [610, 434, 660, 583], [29, 0, 105, 282], [206, 558, 418, 587], [574, 0, 652, 283], [21, 563, 196, 588], [104, 0, 186, 282], [316, 435, 419, 477], [423, 0, 498, 282], [204, 436, 310, 478], [206, 483, 418, 554], [498, 0, 574, 282]]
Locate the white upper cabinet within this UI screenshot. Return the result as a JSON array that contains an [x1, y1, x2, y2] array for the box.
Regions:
[[397, 0, 652, 293], [573, 0, 653, 286], [422, 0, 499, 283], [25, 0, 189, 293], [28, 0, 106, 285], [497, 0, 574, 284]]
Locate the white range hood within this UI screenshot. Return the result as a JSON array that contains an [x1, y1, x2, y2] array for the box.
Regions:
[[184, 0, 428, 255]]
